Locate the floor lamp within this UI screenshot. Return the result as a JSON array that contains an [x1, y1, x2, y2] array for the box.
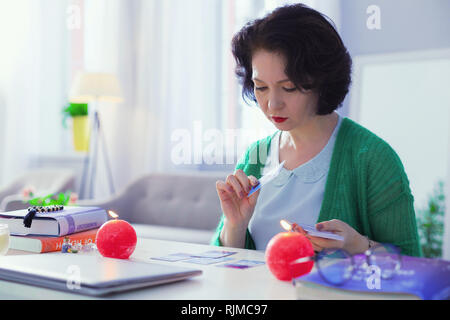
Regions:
[[69, 72, 123, 199]]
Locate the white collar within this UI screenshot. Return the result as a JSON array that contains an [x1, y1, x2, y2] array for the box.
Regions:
[[268, 114, 342, 184]]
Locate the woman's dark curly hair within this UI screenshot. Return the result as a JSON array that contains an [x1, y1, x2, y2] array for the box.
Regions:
[[232, 3, 352, 115]]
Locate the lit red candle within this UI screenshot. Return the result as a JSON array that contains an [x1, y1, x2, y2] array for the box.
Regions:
[[265, 219, 314, 281], [96, 211, 137, 259]]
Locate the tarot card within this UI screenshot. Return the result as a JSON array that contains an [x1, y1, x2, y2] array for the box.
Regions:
[[217, 259, 266, 269], [150, 253, 194, 262], [184, 256, 235, 265], [191, 250, 237, 259]]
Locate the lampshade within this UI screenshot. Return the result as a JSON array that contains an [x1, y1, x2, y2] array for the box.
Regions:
[[69, 72, 123, 103]]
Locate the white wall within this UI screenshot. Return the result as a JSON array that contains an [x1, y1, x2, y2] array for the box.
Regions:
[[342, 0, 450, 259]]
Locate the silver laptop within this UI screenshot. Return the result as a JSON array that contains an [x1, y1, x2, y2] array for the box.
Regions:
[[0, 254, 202, 296]]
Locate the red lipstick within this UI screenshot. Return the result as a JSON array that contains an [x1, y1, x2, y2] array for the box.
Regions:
[[272, 116, 288, 123]]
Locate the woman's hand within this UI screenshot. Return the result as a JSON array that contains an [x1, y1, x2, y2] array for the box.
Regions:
[[216, 169, 260, 227], [306, 219, 369, 255], [216, 169, 260, 247]]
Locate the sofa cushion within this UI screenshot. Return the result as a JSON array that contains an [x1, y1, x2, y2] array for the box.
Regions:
[[83, 172, 226, 230]]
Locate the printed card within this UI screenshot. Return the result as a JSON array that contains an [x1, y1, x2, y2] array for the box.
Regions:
[[217, 259, 266, 269], [184, 256, 235, 265], [296, 223, 344, 241], [191, 250, 237, 258], [150, 253, 194, 262], [247, 161, 285, 197]]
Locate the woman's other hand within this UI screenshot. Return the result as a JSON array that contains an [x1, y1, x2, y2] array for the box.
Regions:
[[307, 219, 369, 255]]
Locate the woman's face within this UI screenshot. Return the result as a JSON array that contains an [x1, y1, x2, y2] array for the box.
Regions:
[[251, 50, 319, 131]]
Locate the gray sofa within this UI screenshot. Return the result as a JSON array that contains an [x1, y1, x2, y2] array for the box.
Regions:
[[77, 172, 226, 244]]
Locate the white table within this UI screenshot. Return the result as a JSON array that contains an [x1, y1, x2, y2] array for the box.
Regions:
[[0, 238, 296, 300]]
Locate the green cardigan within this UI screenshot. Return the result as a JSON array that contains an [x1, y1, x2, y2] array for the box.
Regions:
[[211, 117, 422, 257]]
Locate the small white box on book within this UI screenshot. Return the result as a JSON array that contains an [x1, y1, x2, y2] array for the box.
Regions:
[[0, 206, 107, 236]]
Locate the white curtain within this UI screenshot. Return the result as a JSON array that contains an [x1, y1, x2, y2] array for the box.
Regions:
[[0, 0, 70, 186], [83, 0, 223, 198], [81, 0, 342, 198], [0, 0, 343, 198]]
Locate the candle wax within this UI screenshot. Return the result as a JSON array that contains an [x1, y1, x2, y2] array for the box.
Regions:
[[96, 219, 137, 259], [265, 232, 314, 281]]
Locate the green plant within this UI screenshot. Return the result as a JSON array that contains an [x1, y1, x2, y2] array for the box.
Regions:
[[62, 103, 88, 128], [416, 180, 445, 258], [27, 191, 72, 207], [64, 103, 88, 116]]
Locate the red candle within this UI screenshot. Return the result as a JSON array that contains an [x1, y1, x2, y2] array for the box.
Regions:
[[96, 211, 137, 259], [265, 220, 314, 281]]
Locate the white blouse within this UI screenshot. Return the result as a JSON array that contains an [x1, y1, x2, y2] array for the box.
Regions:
[[248, 114, 343, 250]]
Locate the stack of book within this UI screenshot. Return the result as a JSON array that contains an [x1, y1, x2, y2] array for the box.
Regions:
[[0, 206, 107, 253]]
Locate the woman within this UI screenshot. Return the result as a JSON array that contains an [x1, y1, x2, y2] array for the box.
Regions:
[[211, 4, 421, 257]]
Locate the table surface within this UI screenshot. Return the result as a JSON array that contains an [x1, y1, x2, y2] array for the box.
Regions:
[[0, 238, 296, 300]]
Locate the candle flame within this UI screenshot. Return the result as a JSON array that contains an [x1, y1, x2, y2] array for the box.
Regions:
[[108, 210, 119, 219], [280, 219, 292, 231]]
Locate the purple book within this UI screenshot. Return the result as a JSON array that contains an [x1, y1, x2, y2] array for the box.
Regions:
[[295, 254, 450, 300]]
